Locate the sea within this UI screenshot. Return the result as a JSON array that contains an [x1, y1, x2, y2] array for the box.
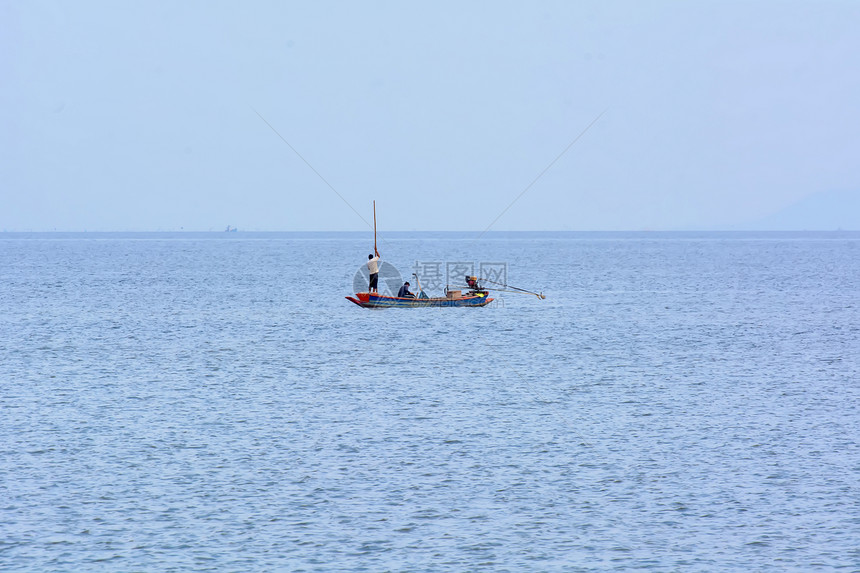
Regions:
[[1, 231, 858, 572]]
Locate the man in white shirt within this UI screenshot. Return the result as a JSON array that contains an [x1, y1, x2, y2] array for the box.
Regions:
[[367, 250, 380, 292]]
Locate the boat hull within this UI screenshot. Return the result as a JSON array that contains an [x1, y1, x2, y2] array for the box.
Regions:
[[346, 292, 493, 308]]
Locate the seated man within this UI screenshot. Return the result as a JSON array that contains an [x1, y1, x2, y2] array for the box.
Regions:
[[397, 281, 415, 298], [465, 275, 488, 297]]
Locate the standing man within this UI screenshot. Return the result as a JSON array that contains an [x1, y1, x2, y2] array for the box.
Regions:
[[367, 250, 380, 293]]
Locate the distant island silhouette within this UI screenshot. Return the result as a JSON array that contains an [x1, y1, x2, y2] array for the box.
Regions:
[[743, 189, 860, 231]]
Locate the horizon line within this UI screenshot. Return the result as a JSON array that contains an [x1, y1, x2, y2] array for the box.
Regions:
[[2, 229, 859, 234]]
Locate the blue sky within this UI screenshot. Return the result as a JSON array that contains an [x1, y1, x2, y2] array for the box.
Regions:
[[3, 1, 859, 231]]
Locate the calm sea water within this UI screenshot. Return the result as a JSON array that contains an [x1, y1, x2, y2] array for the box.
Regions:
[[1, 232, 859, 571]]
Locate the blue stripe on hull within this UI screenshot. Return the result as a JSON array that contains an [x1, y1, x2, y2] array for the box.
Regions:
[[350, 293, 492, 308]]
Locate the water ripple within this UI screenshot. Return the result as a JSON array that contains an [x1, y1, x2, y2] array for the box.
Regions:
[[1, 233, 858, 571]]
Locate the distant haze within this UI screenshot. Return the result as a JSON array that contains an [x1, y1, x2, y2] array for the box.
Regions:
[[3, 1, 859, 231], [739, 189, 860, 231]]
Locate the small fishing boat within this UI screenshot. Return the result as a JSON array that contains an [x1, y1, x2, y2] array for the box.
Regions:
[[346, 291, 493, 309], [347, 201, 543, 309]]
